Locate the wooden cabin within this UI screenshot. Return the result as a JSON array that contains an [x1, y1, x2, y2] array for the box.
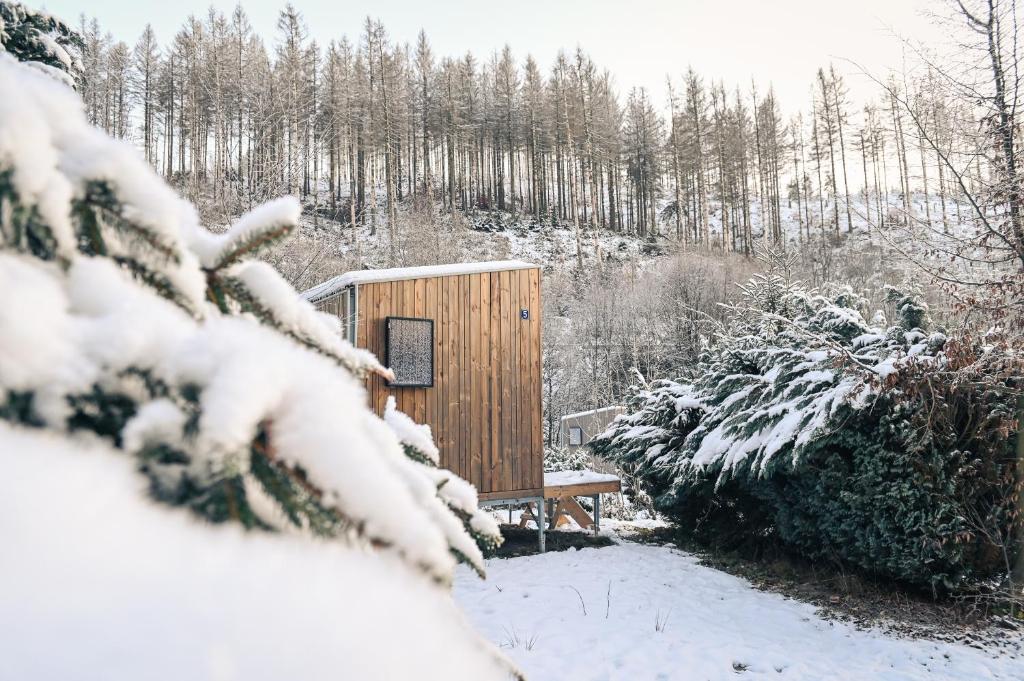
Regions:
[[303, 261, 543, 504]]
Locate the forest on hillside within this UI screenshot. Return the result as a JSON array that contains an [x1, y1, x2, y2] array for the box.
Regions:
[[77, 2, 983, 256], [68, 0, 1024, 445]]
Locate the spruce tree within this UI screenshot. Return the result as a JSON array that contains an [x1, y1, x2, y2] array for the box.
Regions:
[[0, 1, 83, 86], [595, 249, 1020, 591], [1, 13, 513, 678]]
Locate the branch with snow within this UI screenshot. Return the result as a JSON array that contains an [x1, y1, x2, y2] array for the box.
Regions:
[[0, 52, 514, 680]]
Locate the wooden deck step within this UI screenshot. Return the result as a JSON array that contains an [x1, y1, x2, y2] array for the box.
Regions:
[[543, 470, 621, 498]]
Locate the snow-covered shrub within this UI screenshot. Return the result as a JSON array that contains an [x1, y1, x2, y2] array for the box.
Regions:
[[594, 264, 1021, 592], [543, 443, 592, 472], [0, 49, 511, 679]]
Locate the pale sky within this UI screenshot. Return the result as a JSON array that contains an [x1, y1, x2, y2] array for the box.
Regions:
[[42, 0, 944, 115]]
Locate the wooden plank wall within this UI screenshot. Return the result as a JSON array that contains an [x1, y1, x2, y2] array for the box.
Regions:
[[337, 268, 542, 499]]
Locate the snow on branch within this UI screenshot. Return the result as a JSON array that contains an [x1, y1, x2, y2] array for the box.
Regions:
[[0, 52, 514, 680], [596, 272, 950, 490]]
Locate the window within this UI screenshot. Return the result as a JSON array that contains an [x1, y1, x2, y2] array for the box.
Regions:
[[385, 317, 434, 387], [568, 426, 583, 446], [339, 287, 357, 342]]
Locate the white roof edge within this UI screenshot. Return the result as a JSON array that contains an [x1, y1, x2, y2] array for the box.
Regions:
[[560, 406, 625, 421], [301, 260, 538, 303]]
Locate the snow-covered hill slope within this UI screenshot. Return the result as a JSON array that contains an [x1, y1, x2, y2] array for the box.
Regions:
[[267, 191, 987, 293], [274, 208, 673, 292]]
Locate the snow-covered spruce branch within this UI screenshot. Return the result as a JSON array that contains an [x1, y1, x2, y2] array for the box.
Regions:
[[0, 50, 514, 680], [716, 301, 883, 375]]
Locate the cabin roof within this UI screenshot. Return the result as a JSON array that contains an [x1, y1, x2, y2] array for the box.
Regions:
[[301, 260, 538, 303], [560, 406, 625, 421]]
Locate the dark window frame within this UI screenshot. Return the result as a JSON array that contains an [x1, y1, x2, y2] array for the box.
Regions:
[[384, 316, 434, 388]]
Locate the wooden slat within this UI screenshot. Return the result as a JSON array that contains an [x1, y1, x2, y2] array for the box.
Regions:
[[446, 274, 459, 475], [365, 284, 378, 412], [469, 274, 482, 490], [479, 274, 492, 494], [529, 268, 543, 489], [560, 496, 595, 530], [434, 276, 446, 462], [543, 480, 622, 498], [478, 488, 544, 502], [377, 282, 391, 415], [499, 270, 512, 493], [461, 274, 471, 482], [436, 276, 448, 469], [507, 269, 519, 491], [488, 272, 501, 494], [517, 269, 530, 491], [361, 286, 374, 407], [356, 287, 367, 349]]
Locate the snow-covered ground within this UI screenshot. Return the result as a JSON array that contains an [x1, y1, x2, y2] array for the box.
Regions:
[[454, 536, 1022, 681]]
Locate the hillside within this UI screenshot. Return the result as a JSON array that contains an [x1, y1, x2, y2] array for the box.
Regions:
[[268, 190, 980, 299]]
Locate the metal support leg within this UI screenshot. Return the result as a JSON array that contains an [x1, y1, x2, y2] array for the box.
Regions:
[[593, 494, 601, 535], [537, 500, 546, 553]]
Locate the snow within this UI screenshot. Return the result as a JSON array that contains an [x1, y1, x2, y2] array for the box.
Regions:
[[0, 53, 205, 306], [8, 262, 468, 577], [0, 254, 86, 423], [191, 197, 301, 268], [384, 395, 440, 464], [227, 259, 386, 377], [167, 314, 464, 579], [302, 259, 536, 303], [560, 406, 624, 421], [544, 470, 621, 487], [608, 282, 950, 483], [0, 422, 514, 681], [0, 55, 510, 674], [454, 539, 1023, 681]]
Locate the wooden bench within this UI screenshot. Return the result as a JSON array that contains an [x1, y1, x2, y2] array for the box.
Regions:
[[519, 470, 621, 536]]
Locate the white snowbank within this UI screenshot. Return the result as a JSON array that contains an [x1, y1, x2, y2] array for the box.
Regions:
[[0, 423, 512, 681]]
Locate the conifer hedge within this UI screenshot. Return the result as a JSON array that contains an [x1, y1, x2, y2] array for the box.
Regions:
[[593, 256, 1021, 593]]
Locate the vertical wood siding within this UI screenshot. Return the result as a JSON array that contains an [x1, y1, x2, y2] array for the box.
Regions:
[[319, 268, 543, 499]]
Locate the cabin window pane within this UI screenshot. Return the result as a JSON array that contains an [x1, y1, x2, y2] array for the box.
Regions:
[[568, 426, 583, 446], [345, 287, 357, 342], [339, 291, 350, 341], [385, 317, 434, 387]]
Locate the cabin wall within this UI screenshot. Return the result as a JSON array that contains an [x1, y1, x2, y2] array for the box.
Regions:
[[338, 268, 542, 499]]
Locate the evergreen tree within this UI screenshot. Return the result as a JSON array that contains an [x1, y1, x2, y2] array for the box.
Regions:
[[594, 249, 1020, 591], [0, 0, 83, 86], [0, 26, 513, 678]]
